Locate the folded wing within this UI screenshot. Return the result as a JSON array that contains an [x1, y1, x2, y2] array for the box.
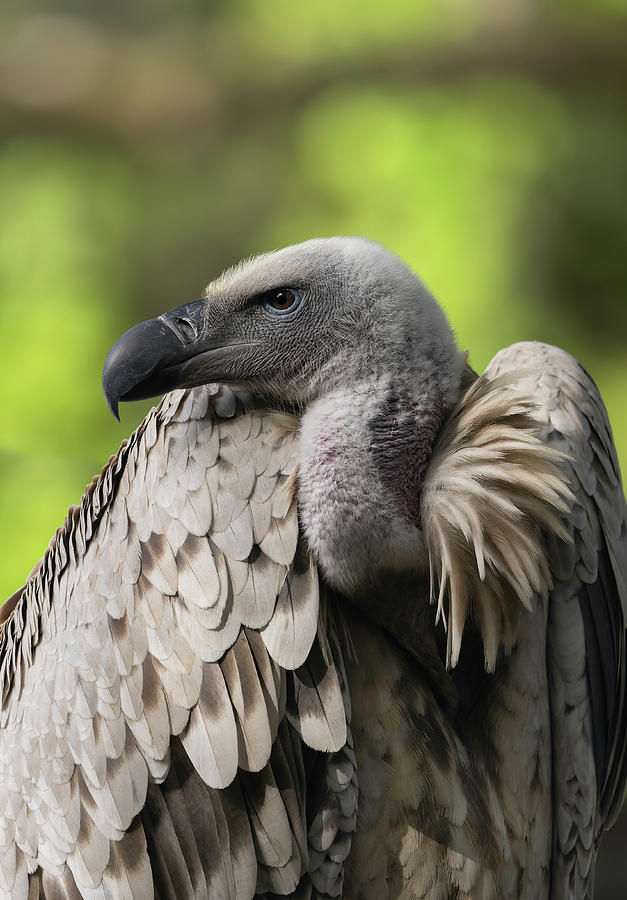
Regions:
[[0, 385, 349, 899], [488, 342, 627, 898]]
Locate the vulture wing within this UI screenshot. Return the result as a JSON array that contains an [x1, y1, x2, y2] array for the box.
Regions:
[[487, 342, 627, 898], [0, 385, 352, 899]]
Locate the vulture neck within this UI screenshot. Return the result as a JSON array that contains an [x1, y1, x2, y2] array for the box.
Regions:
[[298, 361, 571, 674], [297, 372, 448, 597]]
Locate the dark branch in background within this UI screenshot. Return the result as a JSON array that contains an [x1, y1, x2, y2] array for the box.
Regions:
[[0, 15, 625, 146]]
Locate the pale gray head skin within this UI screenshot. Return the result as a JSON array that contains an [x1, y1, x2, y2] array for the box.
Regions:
[[104, 237, 463, 412], [199, 236, 463, 408], [103, 236, 467, 594]]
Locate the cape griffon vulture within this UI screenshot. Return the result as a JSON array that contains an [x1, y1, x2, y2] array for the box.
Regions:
[[0, 237, 625, 899]]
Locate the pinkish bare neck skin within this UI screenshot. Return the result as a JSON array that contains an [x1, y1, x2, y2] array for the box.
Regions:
[[298, 378, 446, 596], [369, 390, 446, 528]]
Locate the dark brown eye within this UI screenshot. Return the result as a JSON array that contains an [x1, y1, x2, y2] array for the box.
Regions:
[[263, 288, 301, 313]]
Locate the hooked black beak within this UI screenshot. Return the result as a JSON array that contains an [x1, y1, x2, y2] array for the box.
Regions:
[[102, 298, 246, 419]]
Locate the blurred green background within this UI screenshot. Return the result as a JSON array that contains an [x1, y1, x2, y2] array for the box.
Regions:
[[0, 0, 626, 892]]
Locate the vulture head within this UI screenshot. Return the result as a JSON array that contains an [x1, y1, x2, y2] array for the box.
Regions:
[[103, 236, 570, 669], [102, 236, 464, 414]]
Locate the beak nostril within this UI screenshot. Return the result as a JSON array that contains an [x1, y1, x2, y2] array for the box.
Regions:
[[165, 315, 198, 344]]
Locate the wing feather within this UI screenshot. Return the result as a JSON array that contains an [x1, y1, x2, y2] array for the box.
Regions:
[[221, 631, 273, 773], [287, 626, 347, 754], [0, 384, 350, 898], [260, 541, 320, 670]]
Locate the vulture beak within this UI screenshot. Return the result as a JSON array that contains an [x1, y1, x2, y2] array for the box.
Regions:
[[102, 299, 242, 419]]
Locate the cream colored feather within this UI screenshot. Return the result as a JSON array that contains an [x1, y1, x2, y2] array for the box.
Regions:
[[421, 372, 574, 670]]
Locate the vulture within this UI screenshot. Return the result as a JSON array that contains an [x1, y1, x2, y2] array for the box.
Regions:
[[0, 236, 625, 900]]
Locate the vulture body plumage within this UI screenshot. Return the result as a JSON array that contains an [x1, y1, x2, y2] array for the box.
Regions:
[[0, 237, 625, 899]]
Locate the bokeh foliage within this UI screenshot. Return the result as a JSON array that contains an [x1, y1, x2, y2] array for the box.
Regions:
[[0, 0, 624, 582], [0, 1, 625, 599]]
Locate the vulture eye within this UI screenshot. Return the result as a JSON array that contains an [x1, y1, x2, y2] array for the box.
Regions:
[[262, 288, 301, 313]]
